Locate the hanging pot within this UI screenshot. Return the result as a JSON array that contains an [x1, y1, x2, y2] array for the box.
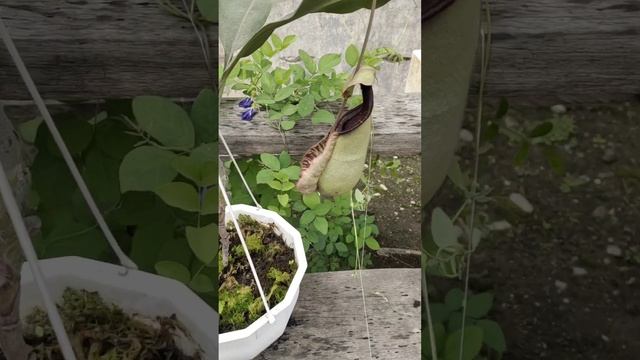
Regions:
[[219, 204, 307, 360], [19, 256, 218, 358]]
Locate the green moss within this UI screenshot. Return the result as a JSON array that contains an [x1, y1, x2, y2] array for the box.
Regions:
[[219, 215, 296, 332]]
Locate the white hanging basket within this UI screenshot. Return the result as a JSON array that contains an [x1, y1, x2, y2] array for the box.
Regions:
[[219, 204, 307, 360], [19, 256, 218, 359]]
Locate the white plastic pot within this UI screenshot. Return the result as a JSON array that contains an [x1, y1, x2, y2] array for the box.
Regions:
[[19, 256, 218, 358], [219, 204, 307, 360]]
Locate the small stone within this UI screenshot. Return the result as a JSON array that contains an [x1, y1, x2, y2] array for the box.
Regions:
[[555, 280, 567, 292], [572, 267, 588, 276], [601, 335, 610, 342], [488, 220, 512, 231], [551, 104, 567, 114], [627, 277, 636, 285], [594, 178, 602, 185], [606, 245, 622, 257], [459, 128, 474, 142], [602, 148, 617, 164], [563, 298, 570, 304], [509, 193, 534, 213], [603, 258, 611, 265], [592, 206, 607, 218]]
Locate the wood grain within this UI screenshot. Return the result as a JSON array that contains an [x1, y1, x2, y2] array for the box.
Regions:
[[0, 0, 216, 101], [479, 0, 640, 103], [219, 94, 421, 157], [257, 268, 421, 360]]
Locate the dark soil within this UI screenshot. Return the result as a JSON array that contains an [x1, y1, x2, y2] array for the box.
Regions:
[[370, 156, 422, 268], [427, 101, 640, 359], [219, 215, 297, 332]]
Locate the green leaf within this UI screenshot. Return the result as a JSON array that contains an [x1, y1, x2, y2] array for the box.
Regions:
[[528, 121, 553, 138], [281, 103, 298, 116], [311, 110, 335, 124], [312, 202, 331, 216], [445, 288, 464, 311], [277, 193, 290, 207], [270, 33, 283, 49], [279, 151, 291, 167], [196, 0, 217, 22], [190, 274, 215, 293], [256, 169, 274, 184], [44, 114, 93, 157], [155, 260, 191, 284], [274, 86, 295, 101], [186, 223, 218, 264], [318, 53, 341, 73], [190, 88, 217, 144], [19, 117, 42, 143], [119, 146, 177, 192], [282, 35, 297, 48], [201, 190, 216, 215], [335, 242, 348, 253], [154, 182, 200, 212], [543, 146, 565, 175], [431, 208, 458, 249], [477, 320, 506, 353], [302, 192, 321, 209], [219, 0, 272, 65], [261, 153, 281, 170], [444, 326, 484, 360], [130, 222, 174, 273], [467, 292, 494, 318], [299, 50, 317, 73], [300, 210, 316, 225], [313, 216, 328, 235], [365, 237, 380, 250], [280, 165, 301, 180], [297, 94, 315, 117], [133, 96, 195, 149], [280, 120, 295, 131], [345, 44, 360, 67]]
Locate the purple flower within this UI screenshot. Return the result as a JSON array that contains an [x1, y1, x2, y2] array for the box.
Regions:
[[241, 108, 257, 121], [238, 97, 253, 108]]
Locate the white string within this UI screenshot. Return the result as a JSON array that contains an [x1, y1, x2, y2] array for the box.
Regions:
[[219, 130, 261, 208], [0, 162, 77, 359], [0, 15, 136, 271], [218, 176, 275, 323]]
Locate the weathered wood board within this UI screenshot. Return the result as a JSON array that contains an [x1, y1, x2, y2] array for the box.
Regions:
[[0, 0, 216, 101], [256, 268, 421, 360], [481, 0, 640, 103], [2, 1, 637, 102], [219, 94, 421, 156]]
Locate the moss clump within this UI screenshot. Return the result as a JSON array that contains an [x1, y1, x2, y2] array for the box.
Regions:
[[219, 215, 297, 332], [22, 288, 200, 360]]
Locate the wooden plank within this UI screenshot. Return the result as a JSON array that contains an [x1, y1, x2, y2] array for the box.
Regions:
[[257, 268, 421, 360], [0, 1, 216, 101], [481, 0, 640, 103], [219, 94, 421, 156]]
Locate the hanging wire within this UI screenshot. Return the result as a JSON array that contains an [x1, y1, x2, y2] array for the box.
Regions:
[[218, 176, 275, 323], [0, 15, 136, 272], [219, 130, 262, 208], [0, 161, 77, 359]]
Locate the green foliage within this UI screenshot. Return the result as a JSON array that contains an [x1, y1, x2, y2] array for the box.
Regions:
[[26, 92, 218, 309], [219, 0, 393, 86], [226, 151, 379, 272], [424, 288, 506, 360], [483, 98, 576, 176], [226, 34, 403, 130]]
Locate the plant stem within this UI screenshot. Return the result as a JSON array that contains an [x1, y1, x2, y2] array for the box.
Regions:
[[458, 2, 492, 359]]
